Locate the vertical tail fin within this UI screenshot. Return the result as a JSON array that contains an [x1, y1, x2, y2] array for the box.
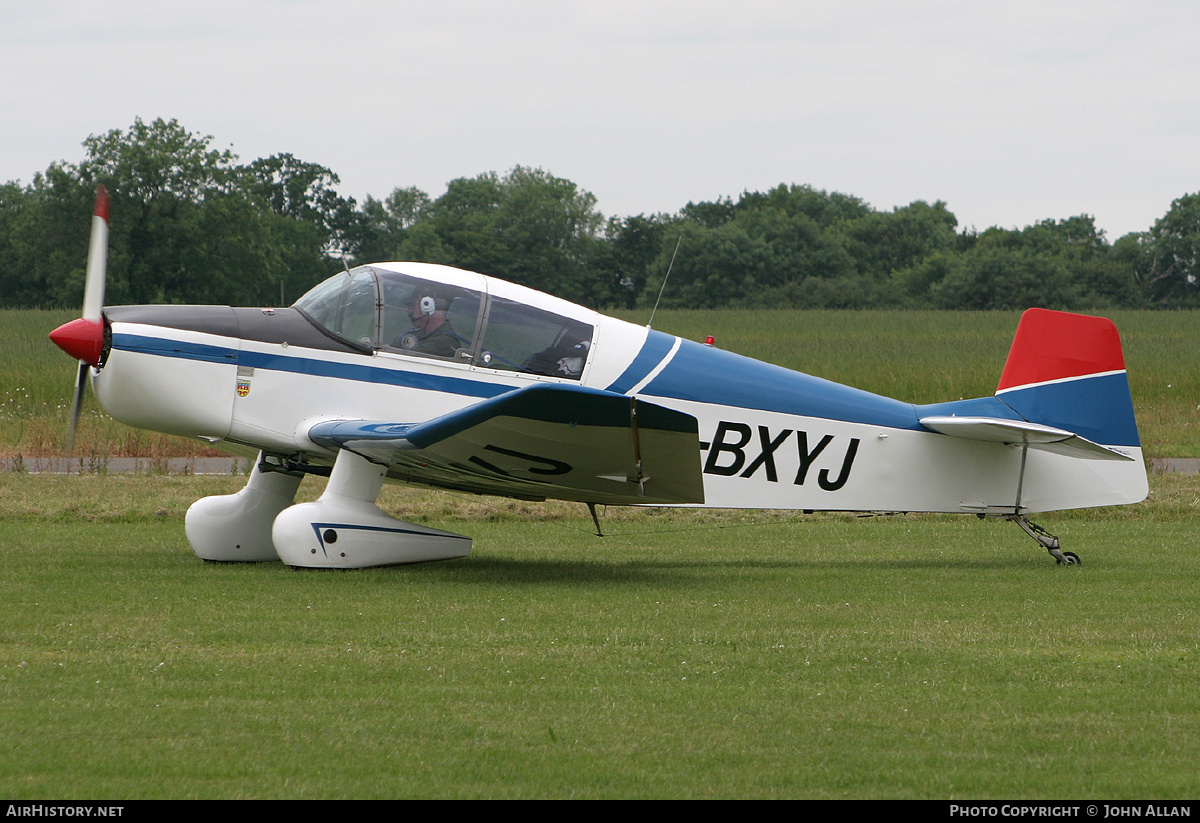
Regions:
[[995, 308, 1140, 449]]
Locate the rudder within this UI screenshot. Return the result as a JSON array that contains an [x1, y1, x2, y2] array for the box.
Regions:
[[995, 308, 1140, 449]]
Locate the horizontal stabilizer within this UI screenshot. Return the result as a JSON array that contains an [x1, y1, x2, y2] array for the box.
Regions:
[[918, 415, 1135, 461], [308, 384, 705, 505]]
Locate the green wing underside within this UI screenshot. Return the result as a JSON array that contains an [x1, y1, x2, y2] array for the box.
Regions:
[[308, 384, 705, 505]]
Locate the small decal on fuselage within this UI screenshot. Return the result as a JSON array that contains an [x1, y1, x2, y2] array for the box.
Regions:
[[236, 365, 254, 397], [701, 421, 860, 491]]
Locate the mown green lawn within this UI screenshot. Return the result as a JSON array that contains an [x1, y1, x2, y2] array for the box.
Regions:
[[3, 307, 1197, 797], [0, 473, 1196, 798]]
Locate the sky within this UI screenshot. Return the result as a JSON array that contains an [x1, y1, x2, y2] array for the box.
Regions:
[[3, 0, 1199, 240]]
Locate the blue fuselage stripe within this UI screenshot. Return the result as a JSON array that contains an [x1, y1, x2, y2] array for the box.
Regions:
[[113, 333, 236, 365], [111, 332, 511, 400], [604, 330, 677, 394], [640, 338, 928, 430]]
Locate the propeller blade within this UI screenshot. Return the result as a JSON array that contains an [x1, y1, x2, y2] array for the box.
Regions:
[[51, 184, 110, 456], [65, 361, 89, 455], [83, 184, 108, 322]]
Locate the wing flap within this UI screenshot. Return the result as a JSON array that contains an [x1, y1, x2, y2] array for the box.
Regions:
[[919, 415, 1135, 461], [309, 384, 705, 504]]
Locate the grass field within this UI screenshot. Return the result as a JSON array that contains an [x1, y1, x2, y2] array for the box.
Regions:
[[1, 307, 1198, 798], [0, 473, 1197, 799]]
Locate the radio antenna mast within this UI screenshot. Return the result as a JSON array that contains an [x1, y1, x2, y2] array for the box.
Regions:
[[647, 235, 682, 330]]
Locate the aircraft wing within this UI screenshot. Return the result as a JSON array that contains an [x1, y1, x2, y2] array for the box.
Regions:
[[307, 384, 705, 505], [918, 415, 1135, 461]]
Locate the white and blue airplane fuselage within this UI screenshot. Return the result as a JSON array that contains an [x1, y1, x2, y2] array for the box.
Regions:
[[54, 261, 1147, 568]]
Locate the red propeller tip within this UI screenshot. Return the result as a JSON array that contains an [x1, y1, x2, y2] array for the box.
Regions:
[[49, 317, 105, 366], [94, 185, 109, 221]]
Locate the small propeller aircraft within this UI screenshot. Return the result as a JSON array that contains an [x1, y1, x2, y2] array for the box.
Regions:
[[49, 187, 1148, 568]]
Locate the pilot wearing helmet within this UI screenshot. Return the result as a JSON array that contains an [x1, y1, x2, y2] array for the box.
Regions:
[[393, 291, 462, 357]]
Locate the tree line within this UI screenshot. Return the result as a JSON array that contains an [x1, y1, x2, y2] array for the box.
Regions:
[[2, 118, 1198, 311]]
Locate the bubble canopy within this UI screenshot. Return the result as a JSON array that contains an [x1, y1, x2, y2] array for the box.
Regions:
[[294, 264, 596, 380]]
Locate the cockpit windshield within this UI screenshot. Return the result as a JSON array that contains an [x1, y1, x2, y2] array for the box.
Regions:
[[293, 266, 594, 379], [292, 269, 378, 348]]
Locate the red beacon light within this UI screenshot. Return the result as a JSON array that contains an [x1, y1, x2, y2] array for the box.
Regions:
[[703, 335, 715, 346]]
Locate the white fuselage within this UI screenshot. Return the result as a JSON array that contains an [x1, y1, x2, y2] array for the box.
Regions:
[[92, 280, 1146, 518]]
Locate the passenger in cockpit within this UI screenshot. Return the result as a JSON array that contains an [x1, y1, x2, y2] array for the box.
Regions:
[[524, 336, 591, 378]]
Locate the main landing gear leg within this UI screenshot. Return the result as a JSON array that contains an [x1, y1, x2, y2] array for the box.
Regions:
[[271, 449, 471, 568], [1007, 514, 1080, 565], [185, 453, 303, 562]]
